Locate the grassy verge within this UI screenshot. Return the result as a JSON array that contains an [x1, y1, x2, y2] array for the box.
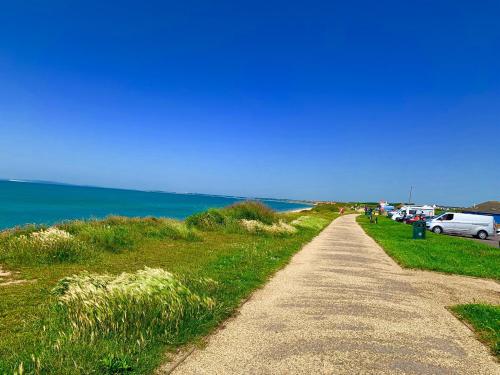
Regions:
[[357, 215, 500, 279], [451, 304, 500, 358], [0, 202, 338, 374]]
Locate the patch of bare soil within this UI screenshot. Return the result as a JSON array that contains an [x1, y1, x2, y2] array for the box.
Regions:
[[0, 265, 28, 286]]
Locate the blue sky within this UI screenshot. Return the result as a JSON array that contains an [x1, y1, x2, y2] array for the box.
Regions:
[[0, 1, 498, 205]]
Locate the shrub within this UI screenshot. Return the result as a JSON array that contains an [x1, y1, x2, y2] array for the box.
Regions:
[[222, 201, 277, 225], [185, 209, 227, 231], [52, 267, 216, 341], [0, 227, 90, 264]]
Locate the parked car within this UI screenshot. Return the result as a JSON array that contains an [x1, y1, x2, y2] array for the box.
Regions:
[[391, 206, 435, 222], [426, 213, 496, 240], [405, 215, 427, 224]]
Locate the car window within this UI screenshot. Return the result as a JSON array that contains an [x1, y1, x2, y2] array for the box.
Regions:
[[409, 210, 416, 215], [442, 214, 454, 221]]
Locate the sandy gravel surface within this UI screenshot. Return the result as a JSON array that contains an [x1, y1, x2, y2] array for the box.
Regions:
[[168, 214, 500, 375]]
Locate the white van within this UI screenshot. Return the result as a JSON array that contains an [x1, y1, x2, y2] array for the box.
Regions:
[[426, 212, 496, 240]]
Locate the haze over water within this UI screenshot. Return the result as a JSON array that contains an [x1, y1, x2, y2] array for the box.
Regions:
[[0, 180, 311, 230]]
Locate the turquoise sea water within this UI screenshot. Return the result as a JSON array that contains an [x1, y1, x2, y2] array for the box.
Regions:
[[0, 180, 311, 230]]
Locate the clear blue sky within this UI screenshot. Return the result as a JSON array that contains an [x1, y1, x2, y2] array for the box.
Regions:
[[0, 1, 498, 205]]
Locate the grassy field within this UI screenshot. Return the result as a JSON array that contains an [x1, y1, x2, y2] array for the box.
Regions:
[[357, 215, 500, 279], [451, 304, 500, 358], [0, 202, 338, 374]]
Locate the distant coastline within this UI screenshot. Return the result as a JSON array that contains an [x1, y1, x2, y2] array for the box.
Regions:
[[1, 178, 312, 206], [0, 180, 312, 230]]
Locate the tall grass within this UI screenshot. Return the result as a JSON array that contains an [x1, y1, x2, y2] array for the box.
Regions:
[[222, 201, 278, 224], [0, 217, 199, 266], [52, 267, 216, 341], [185, 209, 227, 231], [61, 216, 200, 249], [186, 201, 285, 235], [0, 227, 92, 265]]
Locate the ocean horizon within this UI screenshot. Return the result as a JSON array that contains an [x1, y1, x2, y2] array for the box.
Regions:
[[0, 180, 312, 230]]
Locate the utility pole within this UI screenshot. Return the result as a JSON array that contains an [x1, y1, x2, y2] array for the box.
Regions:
[[408, 186, 413, 205]]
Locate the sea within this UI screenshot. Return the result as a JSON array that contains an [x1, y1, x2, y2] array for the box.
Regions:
[[0, 180, 312, 230]]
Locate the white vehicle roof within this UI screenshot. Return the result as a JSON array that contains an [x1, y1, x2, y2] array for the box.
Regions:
[[437, 212, 494, 223]]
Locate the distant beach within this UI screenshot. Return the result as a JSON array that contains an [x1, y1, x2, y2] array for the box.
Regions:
[[288, 206, 315, 213]]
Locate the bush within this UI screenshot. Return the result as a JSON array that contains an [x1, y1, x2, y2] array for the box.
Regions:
[[222, 201, 277, 225], [185, 209, 227, 231], [52, 267, 216, 340], [0, 228, 91, 265]]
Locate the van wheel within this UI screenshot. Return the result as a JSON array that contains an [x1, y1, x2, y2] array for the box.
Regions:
[[477, 230, 488, 240], [432, 226, 443, 234]]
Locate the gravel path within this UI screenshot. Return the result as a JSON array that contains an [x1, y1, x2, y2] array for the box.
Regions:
[[169, 214, 500, 374]]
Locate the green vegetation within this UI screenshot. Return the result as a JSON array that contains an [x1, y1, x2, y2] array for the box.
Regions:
[[357, 215, 500, 279], [451, 304, 500, 358], [291, 215, 329, 231], [221, 201, 277, 224], [53, 267, 215, 342], [0, 217, 200, 267], [0, 201, 338, 374]]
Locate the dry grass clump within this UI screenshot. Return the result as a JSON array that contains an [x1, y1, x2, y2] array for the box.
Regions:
[[0, 227, 90, 264], [52, 267, 216, 341], [291, 216, 329, 231], [240, 219, 297, 235]]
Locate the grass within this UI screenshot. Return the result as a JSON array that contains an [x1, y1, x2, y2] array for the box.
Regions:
[[451, 304, 500, 358], [221, 201, 278, 224], [0, 202, 338, 374], [357, 215, 500, 279], [0, 217, 200, 266]]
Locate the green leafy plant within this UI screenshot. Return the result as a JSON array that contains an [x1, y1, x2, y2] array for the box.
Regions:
[[100, 354, 133, 374]]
